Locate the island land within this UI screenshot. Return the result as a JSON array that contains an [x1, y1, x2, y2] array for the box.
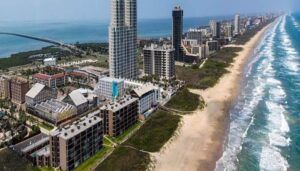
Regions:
[[152, 22, 274, 171]]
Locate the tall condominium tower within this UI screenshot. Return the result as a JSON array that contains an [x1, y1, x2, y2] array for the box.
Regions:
[[109, 0, 138, 79], [234, 14, 240, 35], [172, 6, 184, 62], [210, 20, 221, 38]]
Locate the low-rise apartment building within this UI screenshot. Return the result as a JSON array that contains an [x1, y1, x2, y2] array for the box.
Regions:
[[50, 111, 103, 171], [96, 77, 125, 101], [33, 73, 66, 88], [100, 96, 138, 137], [131, 84, 159, 118]]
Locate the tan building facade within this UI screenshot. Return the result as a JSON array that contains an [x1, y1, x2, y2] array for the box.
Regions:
[[0, 75, 11, 99], [10, 77, 30, 104]]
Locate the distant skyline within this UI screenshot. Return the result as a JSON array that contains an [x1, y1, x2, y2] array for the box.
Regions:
[[0, 0, 298, 22]]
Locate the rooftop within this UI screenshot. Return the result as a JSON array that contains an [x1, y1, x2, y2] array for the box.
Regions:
[[143, 44, 174, 51], [26, 83, 46, 99], [99, 77, 124, 83], [68, 90, 88, 106], [34, 99, 76, 121], [100, 95, 138, 112], [50, 110, 102, 140], [131, 84, 157, 97]]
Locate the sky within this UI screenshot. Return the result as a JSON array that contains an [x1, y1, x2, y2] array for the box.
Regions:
[[0, 0, 298, 22]]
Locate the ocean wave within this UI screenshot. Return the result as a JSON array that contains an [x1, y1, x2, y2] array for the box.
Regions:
[[259, 146, 289, 171], [215, 17, 281, 171], [279, 16, 300, 73]]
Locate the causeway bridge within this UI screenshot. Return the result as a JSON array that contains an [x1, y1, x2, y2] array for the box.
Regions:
[[0, 32, 83, 52]]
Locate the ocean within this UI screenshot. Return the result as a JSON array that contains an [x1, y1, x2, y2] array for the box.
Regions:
[[216, 13, 300, 171], [0, 15, 232, 58]]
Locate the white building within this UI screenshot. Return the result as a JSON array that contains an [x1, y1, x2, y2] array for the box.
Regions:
[[109, 0, 138, 79], [143, 44, 175, 80], [191, 44, 209, 59], [96, 77, 125, 101], [43, 57, 57, 66], [234, 14, 240, 35], [25, 83, 57, 106], [131, 84, 159, 118]]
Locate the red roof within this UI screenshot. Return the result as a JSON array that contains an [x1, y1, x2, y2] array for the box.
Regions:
[[51, 73, 66, 79], [33, 73, 51, 80], [33, 73, 65, 80]]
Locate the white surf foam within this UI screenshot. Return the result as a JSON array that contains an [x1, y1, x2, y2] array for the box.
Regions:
[[215, 17, 281, 171]]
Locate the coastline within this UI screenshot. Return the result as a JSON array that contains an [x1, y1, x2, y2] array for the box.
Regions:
[[152, 22, 274, 171]]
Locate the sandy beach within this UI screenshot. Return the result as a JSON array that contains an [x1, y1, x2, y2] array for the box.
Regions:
[[152, 23, 273, 171]]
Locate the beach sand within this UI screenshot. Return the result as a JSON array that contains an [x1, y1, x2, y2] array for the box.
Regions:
[[152, 23, 273, 171]]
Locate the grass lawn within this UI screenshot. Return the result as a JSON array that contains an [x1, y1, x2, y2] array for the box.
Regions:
[[96, 110, 181, 170], [38, 122, 54, 131], [38, 167, 55, 171], [176, 47, 243, 89], [110, 121, 142, 143], [74, 146, 113, 171], [95, 147, 150, 171], [166, 88, 204, 111], [0, 148, 40, 171], [125, 110, 181, 152]]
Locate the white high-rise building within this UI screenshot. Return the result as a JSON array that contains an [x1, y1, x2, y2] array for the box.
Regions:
[[109, 0, 138, 79], [234, 14, 240, 35], [143, 44, 175, 80]]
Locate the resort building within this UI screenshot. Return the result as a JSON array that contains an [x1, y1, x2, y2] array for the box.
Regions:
[[100, 96, 138, 137], [109, 0, 138, 79], [27, 99, 77, 125], [131, 84, 159, 118], [10, 77, 30, 104], [50, 110, 103, 171], [143, 44, 176, 80], [96, 77, 125, 101], [0, 75, 11, 99], [25, 83, 57, 106], [33, 73, 66, 88]]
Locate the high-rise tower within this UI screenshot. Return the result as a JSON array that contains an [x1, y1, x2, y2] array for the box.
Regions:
[[109, 0, 138, 79], [172, 6, 184, 62], [234, 14, 240, 35]]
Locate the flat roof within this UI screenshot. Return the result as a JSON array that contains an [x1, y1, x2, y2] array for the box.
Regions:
[[132, 84, 157, 97], [100, 95, 138, 112], [99, 77, 124, 83], [50, 110, 102, 140]]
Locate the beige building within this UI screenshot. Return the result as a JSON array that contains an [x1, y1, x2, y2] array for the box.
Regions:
[[10, 77, 30, 104], [100, 96, 138, 137], [143, 44, 176, 80], [0, 75, 11, 99]]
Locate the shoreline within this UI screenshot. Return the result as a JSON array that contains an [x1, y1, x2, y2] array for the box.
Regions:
[[152, 22, 274, 171]]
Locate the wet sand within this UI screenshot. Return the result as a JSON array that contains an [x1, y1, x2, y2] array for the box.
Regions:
[[152, 23, 273, 171]]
